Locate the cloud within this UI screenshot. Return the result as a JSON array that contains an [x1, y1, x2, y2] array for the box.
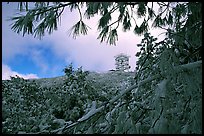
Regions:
[[29, 49, 49, 74], [2, 64, 39, 80], [44, 6, 166, 72], [41, 7, 144, 72], [2, 2, 167, 78], [2, 2, 44, 62]]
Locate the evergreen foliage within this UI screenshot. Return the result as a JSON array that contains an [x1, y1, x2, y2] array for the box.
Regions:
[[8, 2, 201, 46], [3, 2, 202, 134]]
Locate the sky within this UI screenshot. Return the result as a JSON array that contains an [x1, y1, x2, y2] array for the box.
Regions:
[[2, 2, 166, 80]]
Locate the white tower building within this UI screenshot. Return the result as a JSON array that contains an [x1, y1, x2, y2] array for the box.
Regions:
[[114, 53, 131, 72]]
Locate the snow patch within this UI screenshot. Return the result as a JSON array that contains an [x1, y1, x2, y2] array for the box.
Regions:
[[78, 101, 104, 122], [156, 79, 168, 98]]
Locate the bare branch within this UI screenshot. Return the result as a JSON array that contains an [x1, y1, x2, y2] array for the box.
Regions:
[[76, 3, 82, 21]]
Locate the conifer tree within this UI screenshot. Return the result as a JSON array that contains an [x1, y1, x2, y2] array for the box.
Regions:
[[5, 2, 202, 134]]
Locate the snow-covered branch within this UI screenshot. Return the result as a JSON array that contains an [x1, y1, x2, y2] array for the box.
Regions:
[[77, 106, 104, 122], [59, 60, 202, 133], [109, 74, 161, 104], [175, 60, 202, 71], [60, 102, 105, 133]]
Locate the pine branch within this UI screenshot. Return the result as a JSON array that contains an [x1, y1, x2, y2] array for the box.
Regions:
[[175, 60, 202, 71], [76, 4, 82, 21], [151, 106, 164, 128], [158, 26, 195, 49], [122, 2, 143, 7], [107, 16, 122, 28], [30, 2, 76, 17], [53, 60, 201, 133]]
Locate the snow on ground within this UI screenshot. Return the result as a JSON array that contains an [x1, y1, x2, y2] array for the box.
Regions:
[[31, 71, 135, 90]]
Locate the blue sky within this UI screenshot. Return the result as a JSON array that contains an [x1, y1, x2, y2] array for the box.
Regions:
[[2, 2, 166, 80]]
